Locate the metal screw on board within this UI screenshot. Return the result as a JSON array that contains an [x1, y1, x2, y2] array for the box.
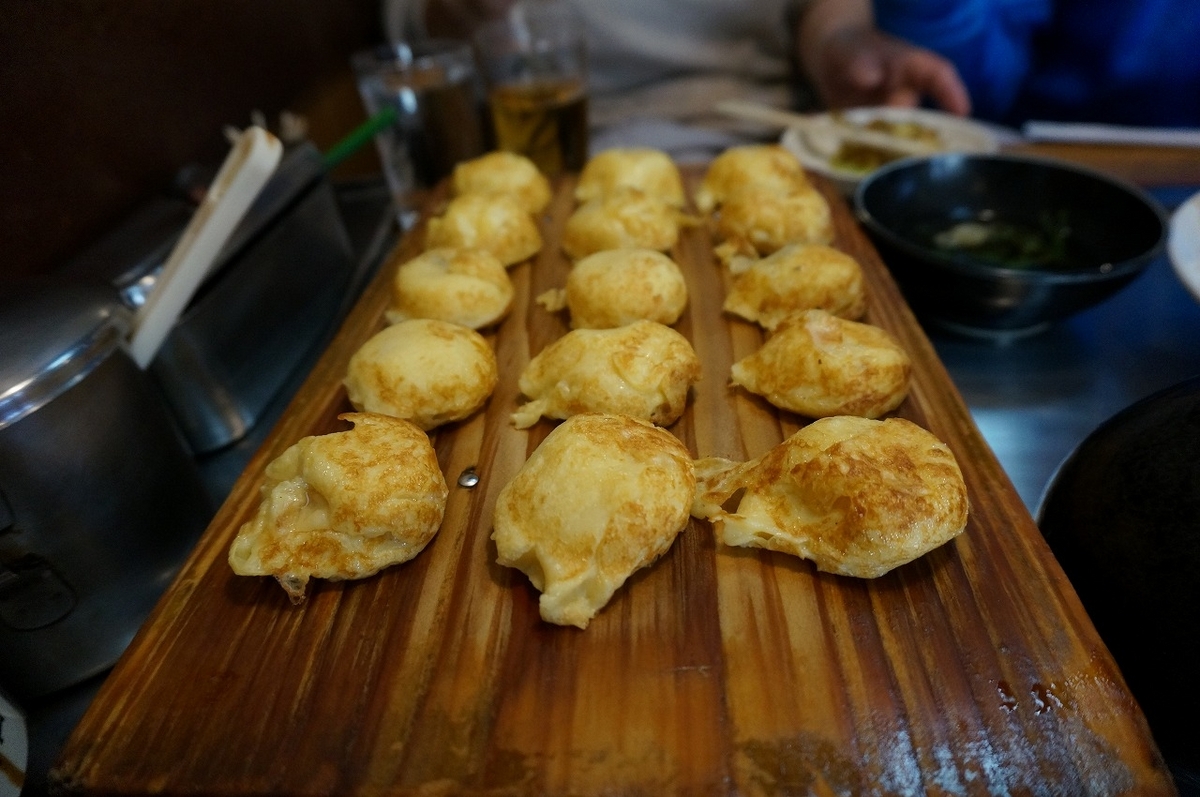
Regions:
[[457, 467, 480, 489]]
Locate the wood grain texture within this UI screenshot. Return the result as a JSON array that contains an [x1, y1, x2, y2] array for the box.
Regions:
[[52, 167, 1175, 796]]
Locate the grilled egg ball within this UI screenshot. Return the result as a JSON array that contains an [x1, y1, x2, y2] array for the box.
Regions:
[[345, 318, 498, 431], [511, 320, 701, 429], [425, 193, 542, 267], [560, 188, 686, 260], [386, 247, 514, 330], [575, 147, 686, 207], [536, 248, 688, 329], [691, 415, 968, 578], [723, 243, 866, 330], [730, 309, 910, 419], [693, 144, 812, 213], [229, 412, 449, 603], [713, 184, 834, 260], [451, 151, 553, 215], [493, 413, 695, 628]]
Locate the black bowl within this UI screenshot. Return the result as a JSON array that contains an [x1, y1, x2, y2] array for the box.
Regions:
[[1037, 374, 1200, 778], [854, 153, 1167, 338]]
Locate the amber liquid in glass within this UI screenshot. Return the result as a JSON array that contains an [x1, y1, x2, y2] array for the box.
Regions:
[[487, 78, 588, 177]]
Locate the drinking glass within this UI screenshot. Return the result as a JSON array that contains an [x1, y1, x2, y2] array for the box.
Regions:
[[352, 40, 487, 226], [473, 1, 589, 177]]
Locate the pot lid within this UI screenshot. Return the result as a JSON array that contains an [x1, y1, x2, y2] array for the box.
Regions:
[[0, 279, 131, 431]]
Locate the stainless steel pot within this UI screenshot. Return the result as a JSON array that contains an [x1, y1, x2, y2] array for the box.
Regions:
[[0, 280, 213, 700], [68, 141, 358, 454]]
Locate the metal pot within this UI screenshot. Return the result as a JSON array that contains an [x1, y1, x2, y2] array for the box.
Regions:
[[0, 279, 213, 700], [65, 141, 356, 455]]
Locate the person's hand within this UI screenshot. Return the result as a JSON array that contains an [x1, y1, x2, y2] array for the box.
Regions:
[[426, 0, 515, 37], [805, 25, 971, 116]]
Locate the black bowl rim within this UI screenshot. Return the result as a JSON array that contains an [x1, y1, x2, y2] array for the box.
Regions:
[[853, 152, 1169, 284], [1034, 372, 1200, 523]]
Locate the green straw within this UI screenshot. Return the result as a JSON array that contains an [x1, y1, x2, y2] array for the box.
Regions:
[[322, 106, 398, 171]]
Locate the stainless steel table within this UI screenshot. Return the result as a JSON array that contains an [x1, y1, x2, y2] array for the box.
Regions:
[[931, 184, 1200, 516]]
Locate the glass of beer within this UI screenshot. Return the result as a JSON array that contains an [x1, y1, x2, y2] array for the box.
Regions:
[[352, 40, 487, 226], [473, 1, 589, 177]]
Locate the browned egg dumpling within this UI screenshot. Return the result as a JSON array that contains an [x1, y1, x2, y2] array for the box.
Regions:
[[693, 144, 812, 213], [560, 188, 684, 260], [229, 412, 449, 603], [511, 319, 702, 429], [731, 309, 911, 419], [425, 193, 542, 266], [451, 151, 553, 215], [724, 243, 866, 329], [691, 415, 968, 578], [386, 247, 514, 330], [574, 147, 686, 207], [536, 248, 688, 329], [492, 413, 696, 628], [714, 185, 834, 261], [345, 318, 498, 431]]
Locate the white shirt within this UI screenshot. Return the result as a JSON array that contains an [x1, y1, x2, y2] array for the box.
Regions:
[[384, 0, 800, 159]]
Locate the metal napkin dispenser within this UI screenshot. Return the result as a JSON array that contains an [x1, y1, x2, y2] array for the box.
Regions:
[[70, 142, 356, 453]]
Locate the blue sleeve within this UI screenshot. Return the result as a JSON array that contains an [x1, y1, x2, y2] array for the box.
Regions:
[[873, 0, 1053, 122], [1018, 0, 1200, 125]]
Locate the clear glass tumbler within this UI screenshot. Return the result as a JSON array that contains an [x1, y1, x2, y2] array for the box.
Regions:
[[352, 40, 487, 226], [473, 1, 589, 178]]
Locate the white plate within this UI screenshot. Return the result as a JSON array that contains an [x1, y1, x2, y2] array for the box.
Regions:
[[1168, 189, 1200, 304], [781, 106, 1002, 195]]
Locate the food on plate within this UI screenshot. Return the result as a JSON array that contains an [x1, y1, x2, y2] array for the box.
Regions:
[[693, 144, 812, 213], [345, 318, 498, 431], [511, 319, 702, 429], [536, 248, 688, 329], [228, 412, 449, 603], [385, 247, 514, 330], [713, 184, 834, 262], [723, 243, 866, 329], [691, 415, 968, 578], [828, 141, 913, 175], [492, 413, 695, 628], [560, 188, 689, 260], [425, 193, 543, 267], [451, 150, 553, 215], [730, 309, 910, 419], [827, 117, 943, 174], [574, 147, 686, 207]]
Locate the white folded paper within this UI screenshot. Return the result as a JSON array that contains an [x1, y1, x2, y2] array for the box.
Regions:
[[1023, 120, 1200, 148]]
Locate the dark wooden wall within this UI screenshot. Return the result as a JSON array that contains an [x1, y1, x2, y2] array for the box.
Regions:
[[0, 0, 385, 282]]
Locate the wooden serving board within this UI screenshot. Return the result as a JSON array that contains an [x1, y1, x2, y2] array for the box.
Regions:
[[53, 167, 1175, 795]]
